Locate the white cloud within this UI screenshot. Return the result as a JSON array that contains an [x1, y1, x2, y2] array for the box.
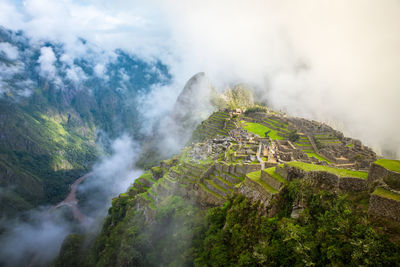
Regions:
[[66, 65, 87, 83], [1, 0, 400, 155], [0, 42, 19, 60], [157, 0, 400, 155], [37, 46, 57, 79], [94, 63, 106, 77]]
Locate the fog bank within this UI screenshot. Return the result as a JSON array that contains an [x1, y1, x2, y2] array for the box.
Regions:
[[0, 135, 142, 266]]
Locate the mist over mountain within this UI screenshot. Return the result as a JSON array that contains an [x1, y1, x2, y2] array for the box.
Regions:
[[1, 1, 400, 266], [0, 26, 171, 219]]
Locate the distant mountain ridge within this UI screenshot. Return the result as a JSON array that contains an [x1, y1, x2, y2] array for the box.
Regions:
[[0, 26, 170, 219]]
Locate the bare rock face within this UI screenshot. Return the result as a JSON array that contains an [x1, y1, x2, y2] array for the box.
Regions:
[[171, 72, 215, 132], [157, 73, 217, 152]]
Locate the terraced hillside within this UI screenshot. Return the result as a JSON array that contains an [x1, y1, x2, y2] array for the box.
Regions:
[[56, 108, 400, 266], [191, 111, 236, 141]]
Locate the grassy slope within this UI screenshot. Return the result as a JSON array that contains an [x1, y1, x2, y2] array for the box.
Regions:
[[374, 159, 400, 173], [373, 187, 400, 202], [241, 121, 284, 140], [305, 152, 332, 164], [0, 99, 97, 215], [247, 170, 278, 193], [263, 167, 287, 184], [287, 161, 368, 179]]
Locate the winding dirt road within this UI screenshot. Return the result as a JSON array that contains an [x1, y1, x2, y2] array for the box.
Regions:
[[49, 172, 92, 224]]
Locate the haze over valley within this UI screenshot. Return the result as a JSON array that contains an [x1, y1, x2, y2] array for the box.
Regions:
[[0, 1, 400, 266]]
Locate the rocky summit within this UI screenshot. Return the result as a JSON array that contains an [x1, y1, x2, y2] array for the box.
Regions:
[[56, 107, 400, 267]]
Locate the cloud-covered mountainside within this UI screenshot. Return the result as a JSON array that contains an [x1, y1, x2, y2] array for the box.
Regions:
[[0, 26, 170, 219]]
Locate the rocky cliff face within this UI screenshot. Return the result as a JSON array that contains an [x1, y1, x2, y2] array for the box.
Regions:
[[163, 72, 217, 146]]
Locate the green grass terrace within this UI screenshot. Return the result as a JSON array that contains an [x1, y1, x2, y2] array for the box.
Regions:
[[373, 187, 400, 202], [263, 167, 287, 185], [305, 152, 332, 164], [286, 161, 368, 179], [374, 159, 400, 173], [241, 121, 285, 140], [246, 170, 279, 193]]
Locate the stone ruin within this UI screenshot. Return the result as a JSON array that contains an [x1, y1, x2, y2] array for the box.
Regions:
[[367, 161, 400, 222], [189, 135, 234, 162], [272, 140, 310, 163]]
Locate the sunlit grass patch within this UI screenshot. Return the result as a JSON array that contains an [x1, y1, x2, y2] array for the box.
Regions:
[[286, 161, 368, 179], [374, 159, 400, 173]]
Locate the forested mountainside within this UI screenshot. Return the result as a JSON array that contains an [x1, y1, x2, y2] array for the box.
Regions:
[[0, 26, 170, 219], [56, 108, 400, 266]]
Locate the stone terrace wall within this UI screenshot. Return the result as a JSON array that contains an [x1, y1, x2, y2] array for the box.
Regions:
[[339, 177, 368, 192], [281, 164, 367, 192], [261, 171, 283, 190], [237, 177, 274, 205], [307, 171, 338, 190], [368, 163, 400, 190], [369, 194, 400, 222]]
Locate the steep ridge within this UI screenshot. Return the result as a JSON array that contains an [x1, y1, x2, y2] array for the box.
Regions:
[[0, 27, 171, 219], [56, 108, 400, 266]]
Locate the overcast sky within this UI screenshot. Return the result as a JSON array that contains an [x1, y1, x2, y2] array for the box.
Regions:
[[1, 0, 400, 156]]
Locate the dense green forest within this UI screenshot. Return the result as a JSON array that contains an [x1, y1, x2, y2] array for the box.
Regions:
[[56, 179, 400, 266]]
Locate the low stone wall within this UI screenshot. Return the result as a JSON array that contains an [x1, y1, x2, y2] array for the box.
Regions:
[[283, 164, 368, 192], [275, 165, 288, 179], [264, 162, 277, 168], [212, 176, 232, 191], [194, 185, 224, 207], [235, 163, 262, 175], [369, 194, 400, 222], [220, 172, 240, 184], [339, 177, 368, 192], [204, 180, 227, 197], [368, 163, 400, 190], [200, 164, 215, 179], [307, 171, 338, 190], [282, 165, 307, 181]]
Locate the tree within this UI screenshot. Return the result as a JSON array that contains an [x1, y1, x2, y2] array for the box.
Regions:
[[288, 130, 300, 142]]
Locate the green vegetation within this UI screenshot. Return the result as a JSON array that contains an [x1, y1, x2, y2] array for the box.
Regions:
[[374, 159, 400, 173], [86, 195, 203, 266], [244, 105, 269, 115], [225, 85, 254, 109], [55, 234, 87, 267], [138, 171, 155, 182], [265, 117, 288, 129], [241, 121, 284, 140], [286, 161, 368, 179], [58, 167, 400, 267], [194, 190, 400, 266], [305, 152, 331, 164], [0, 100, 97, 216], [288, 130, 300, 142], [296, 143, 312, 146], [373, 188, 400, 202], [263, 167, 287, 184], [191, 111, 233, 142], [313, 134, 341, 147], [247, 171, 279, 193]]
